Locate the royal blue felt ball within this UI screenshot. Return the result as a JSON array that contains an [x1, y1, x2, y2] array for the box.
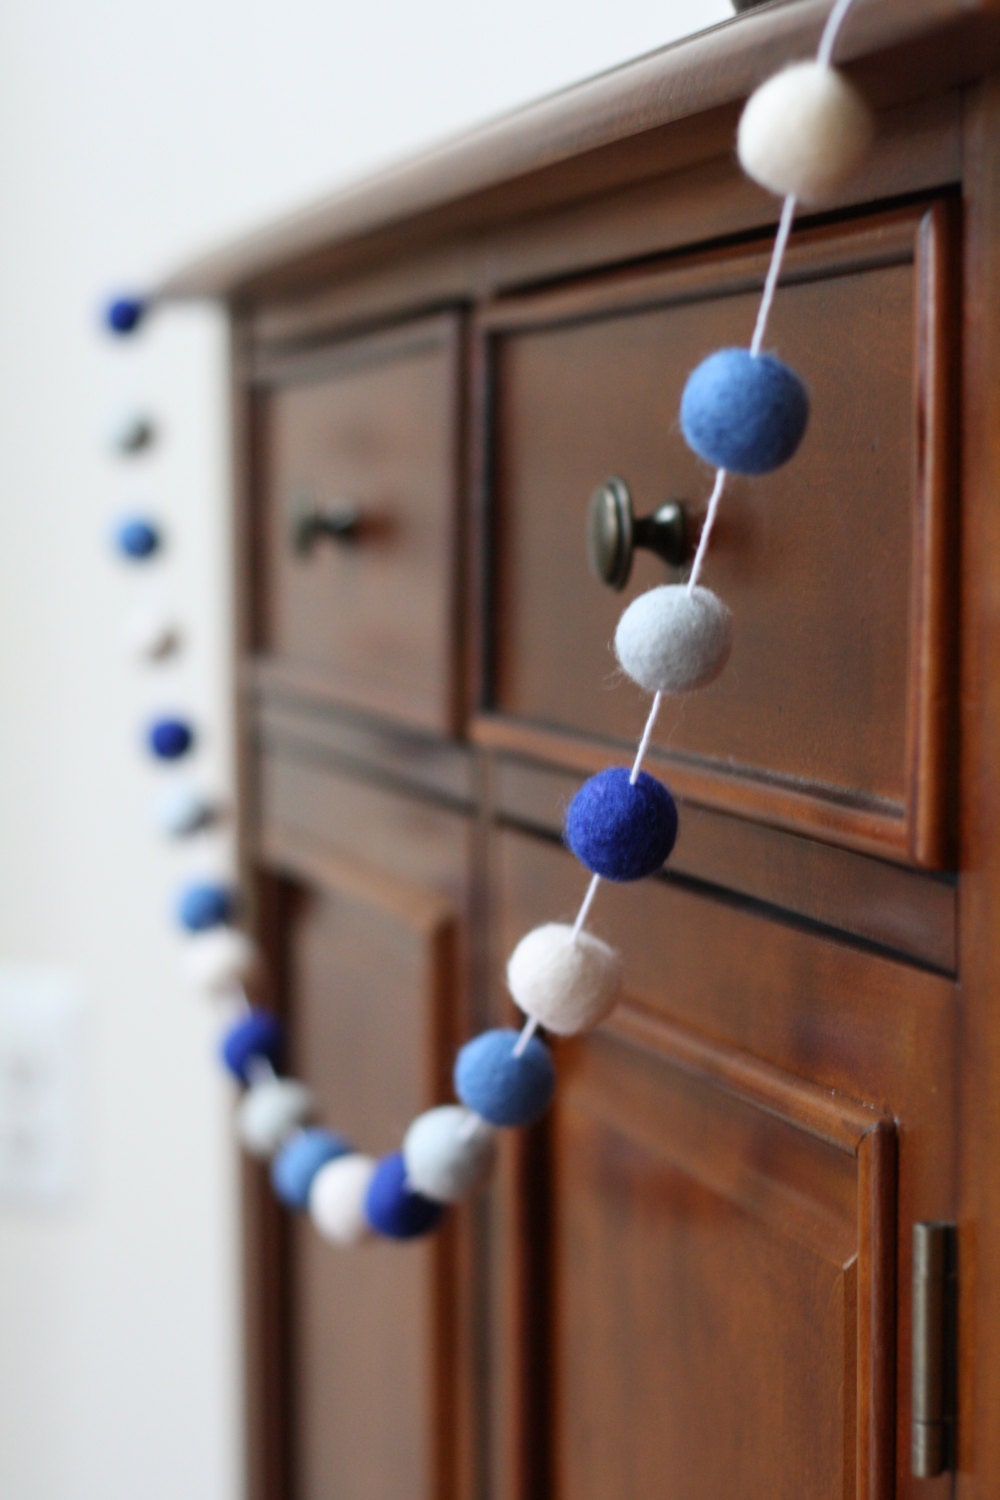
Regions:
[[147, 717, 195, 760], [177, 880, 237, 932], [680, 348, 809, 475], [114, 516, 160, 559], [272, 1127, 352, 1211], [454, 1027, 556, 1127], [104, 295, 147, 335], [364, 1151, 445, 1240], [565, 768, 678, 881], [221, 1008, 284, 1084]]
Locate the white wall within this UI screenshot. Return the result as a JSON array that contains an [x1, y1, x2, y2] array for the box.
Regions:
[[0, 2, 727, 1497]]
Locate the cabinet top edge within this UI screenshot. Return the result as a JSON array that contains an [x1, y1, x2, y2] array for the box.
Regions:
[[158, 0, 1000, 304]]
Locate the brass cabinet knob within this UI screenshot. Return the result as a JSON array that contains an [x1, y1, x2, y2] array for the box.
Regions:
[[586, 477, 687, 591], [290, 494, 362, 556]]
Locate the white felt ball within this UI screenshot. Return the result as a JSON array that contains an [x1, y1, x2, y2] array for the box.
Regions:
[[121, 603, 180, 663], [309, 1153, 377, 1245], [181, 927, 259, 994], [738, 62, 874, 204], [507, 922, 623, 1036], [614, 584, 733, 696], [237, 1077, 314, 1159], [154, 782, 216, 838], [403, 1106, 497, 1204]]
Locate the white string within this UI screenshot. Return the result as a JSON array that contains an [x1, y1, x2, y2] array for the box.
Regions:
[[630, 692, 663, 783], [686, 467, 728, 594], [571, 872, 603, 940], [512, 1014, 540, 1057], [507, 0, 864, 1051], [750, 192, 797, 357], [818, 0, 859, 66]]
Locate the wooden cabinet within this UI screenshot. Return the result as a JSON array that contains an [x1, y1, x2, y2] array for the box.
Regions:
[[163, 3, 1000, 1496]]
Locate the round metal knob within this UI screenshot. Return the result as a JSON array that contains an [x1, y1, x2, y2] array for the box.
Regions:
[[586, 477, 687, 591], [290, 494, 361, 556]]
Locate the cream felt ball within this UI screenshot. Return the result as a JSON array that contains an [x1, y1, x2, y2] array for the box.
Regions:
[[121, 603, 180, 662], [403, 1106, 497, 1204], [181, 927, 259, 994], [737, 62, 874, 204], [507, 923, 623, 1036], [615, 584, 733, 696], [309, 1153, 377, 1246], [237, 1077, 314, 1159], [154, 783, 216, 838]]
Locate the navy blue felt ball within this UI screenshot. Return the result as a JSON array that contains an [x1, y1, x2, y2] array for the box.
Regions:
[[272, 1127, 352, 1210], [177, 881, 237, 932], [454, 1027, 556, 1127], [114, 516, 160, 560], [364, 1151, 445, 1240], [680, 348, 809, 475], [221, 1008, 284, 1084], [565, 768, 678, 881], [147, 717, 195, 761], [104, 295, 147, 335]]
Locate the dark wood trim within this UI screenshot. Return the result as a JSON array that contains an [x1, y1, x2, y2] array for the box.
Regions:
[[477, 198, 927, 334], [249, 308, 461, 386], [489, 753, 957, 974], [957, 68, 1000, 1495], [250, 673, 478, 808]]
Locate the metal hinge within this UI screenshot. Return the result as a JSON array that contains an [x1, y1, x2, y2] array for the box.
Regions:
[[912, 1222, 958, 1478]]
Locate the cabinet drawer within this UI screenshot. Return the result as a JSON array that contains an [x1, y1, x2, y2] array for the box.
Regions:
[[254, 314, 461, 733], [479, 204, 956, 865]]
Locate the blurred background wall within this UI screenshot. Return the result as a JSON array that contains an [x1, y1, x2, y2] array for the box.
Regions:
[[0, 2, 727, 1496]]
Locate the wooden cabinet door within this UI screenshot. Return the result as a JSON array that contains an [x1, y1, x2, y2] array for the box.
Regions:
[[489, 829, 957, 1500], [246, 766, 478, 1500]]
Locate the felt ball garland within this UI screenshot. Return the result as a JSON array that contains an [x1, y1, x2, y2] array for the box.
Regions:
[[103, 0, 873, 1254]]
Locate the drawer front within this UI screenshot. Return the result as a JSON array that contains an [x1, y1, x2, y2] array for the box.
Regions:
[[255, 314, 461, 733], [480, 204, 955, 865]]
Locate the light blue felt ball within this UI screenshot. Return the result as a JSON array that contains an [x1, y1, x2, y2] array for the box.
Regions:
[[680, 348, 809, 475], [364, 1151, 446, 1240], [220, 1008, 284, 1084], [272, 1127, 352, 1211], [565, 767, 678, 881], [176, 880, 237, 932], [454, 1027, 555, 1127], [114, 516, 161, 559]]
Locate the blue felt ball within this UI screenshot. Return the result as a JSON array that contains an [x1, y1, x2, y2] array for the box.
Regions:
[[221, 1008, 284, 1084], [680, 348, 809, 475], [364, 1151, 445, 1240], [272, 1127, 352, 1211], [114, 516, 161, 560], [147, 717, 195, 760], [454, 1027, 556, 1127], [565, 768, 678, 881], [177, 880, 237, 932], [104, 295, 147, 335]]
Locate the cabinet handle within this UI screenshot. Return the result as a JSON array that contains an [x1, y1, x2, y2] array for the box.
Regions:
[[290, 494, 362, 556], [586, 476, 687, 591]]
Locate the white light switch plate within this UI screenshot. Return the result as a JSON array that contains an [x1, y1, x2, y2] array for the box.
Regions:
[[0, 963, 86, 1207]]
